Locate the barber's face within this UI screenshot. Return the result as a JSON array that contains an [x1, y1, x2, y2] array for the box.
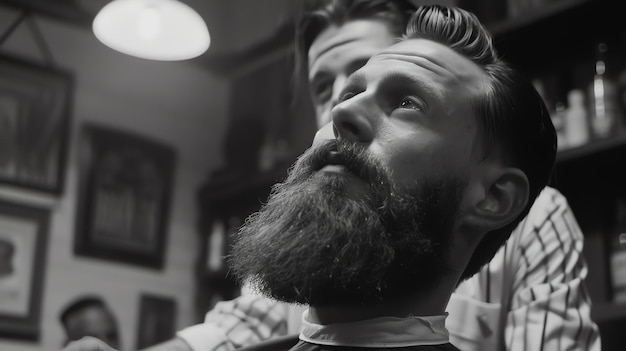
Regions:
[[65, 306, 119, 349], [308, 19, 397, 127]]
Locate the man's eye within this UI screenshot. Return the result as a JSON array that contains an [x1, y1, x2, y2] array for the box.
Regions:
[[398, 98, 422, 111]]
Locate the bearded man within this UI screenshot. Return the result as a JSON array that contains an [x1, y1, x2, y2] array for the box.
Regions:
[[228, 5, 557, 350]]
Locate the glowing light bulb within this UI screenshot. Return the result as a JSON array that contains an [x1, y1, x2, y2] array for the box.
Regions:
[[136, 6, 162, 41], [93, 0, 210, 61]]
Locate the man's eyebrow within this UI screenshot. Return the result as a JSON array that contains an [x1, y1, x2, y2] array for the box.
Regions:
[[380, 70, 440, 99], [344, 68, 441, 106]]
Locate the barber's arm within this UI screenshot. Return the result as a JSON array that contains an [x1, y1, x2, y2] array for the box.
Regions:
[[63, 337, 192, 351], [177, 294, 290, 351], [503, 188, 600, 351], [62, 294, 290, 351], [447, 188, 601, 351]]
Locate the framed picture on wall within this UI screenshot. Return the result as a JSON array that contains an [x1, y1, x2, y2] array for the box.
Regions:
[[135, 293, 177, 349], [0, 199, 50, 340], [74, 124, 176, 269], [0, 54, 73, 194]]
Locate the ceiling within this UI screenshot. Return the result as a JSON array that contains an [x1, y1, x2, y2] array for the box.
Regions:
[[0, 0, 316, 181], [0, 0, 300, 73]]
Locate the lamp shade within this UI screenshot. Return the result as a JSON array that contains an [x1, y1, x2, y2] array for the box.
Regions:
[[93, 0, 210, 61]]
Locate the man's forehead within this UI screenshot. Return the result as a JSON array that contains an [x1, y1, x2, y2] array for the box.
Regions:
[[369, 38, 485, 81]]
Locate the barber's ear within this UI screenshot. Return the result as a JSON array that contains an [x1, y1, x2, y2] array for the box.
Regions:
[[464, 167, 529, 232]]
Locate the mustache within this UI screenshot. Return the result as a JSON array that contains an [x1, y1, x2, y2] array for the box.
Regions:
[[294, 139, 391, 187]]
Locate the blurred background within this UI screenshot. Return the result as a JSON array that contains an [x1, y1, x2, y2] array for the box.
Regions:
[[0, 0, 624, 350]]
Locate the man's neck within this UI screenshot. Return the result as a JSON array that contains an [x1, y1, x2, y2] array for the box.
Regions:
[[308, 287, 454, 325]]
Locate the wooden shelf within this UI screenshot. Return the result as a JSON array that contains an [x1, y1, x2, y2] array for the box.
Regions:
[[477, 0, 621, 73], [469, 0, 626, 343], [488, 0, 592, 39], [557, 133, 626, 164]]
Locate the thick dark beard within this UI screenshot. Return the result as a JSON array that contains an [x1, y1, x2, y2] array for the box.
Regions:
[[229, 139, 466, 307]]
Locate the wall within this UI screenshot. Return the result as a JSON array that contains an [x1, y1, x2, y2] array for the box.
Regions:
[[0, 5, 230, 351]]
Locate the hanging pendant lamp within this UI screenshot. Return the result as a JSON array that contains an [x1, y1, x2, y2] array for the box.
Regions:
[[93, 0, 211, 61]]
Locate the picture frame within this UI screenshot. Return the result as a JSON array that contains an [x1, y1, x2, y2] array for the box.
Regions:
[[135, 293, 177, 349], [0, 54, 74, 194], [74, 124, 176, 269], [0, 199, 50, 341]]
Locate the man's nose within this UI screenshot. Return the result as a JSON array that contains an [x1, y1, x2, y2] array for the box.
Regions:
[[331, 94, 375, 143], [330, 75, 347, 109]]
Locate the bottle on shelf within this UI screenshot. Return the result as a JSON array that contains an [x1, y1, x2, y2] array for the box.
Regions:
[[617, 58, 626, 130], [588, 41, 619, 139], [616, 30, 626, 134], [564, 89, 590, 148], [553, 101, 568, 150]]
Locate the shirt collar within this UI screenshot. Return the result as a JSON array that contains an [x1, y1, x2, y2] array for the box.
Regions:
[[299, 309, 450, 348]]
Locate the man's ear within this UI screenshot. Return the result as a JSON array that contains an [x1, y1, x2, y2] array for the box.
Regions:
[[463, 167, 529, 232]]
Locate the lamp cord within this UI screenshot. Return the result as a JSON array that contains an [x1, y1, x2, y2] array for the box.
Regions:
[[27, 12, 56, 67], [0, 9, 27, 47], [0, 9, 57, 67]]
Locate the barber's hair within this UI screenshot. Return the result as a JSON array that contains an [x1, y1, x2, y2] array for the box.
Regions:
[[405, 5, 556, 281], [295, 0, 417, 71], [59, 295, 115, 328]]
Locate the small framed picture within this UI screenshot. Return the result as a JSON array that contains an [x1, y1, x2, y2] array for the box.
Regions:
[[136, 293, 177, 349], [0, 199, 50, 340], [0, 54, 73, 194], [74, 124, 176, 269]]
